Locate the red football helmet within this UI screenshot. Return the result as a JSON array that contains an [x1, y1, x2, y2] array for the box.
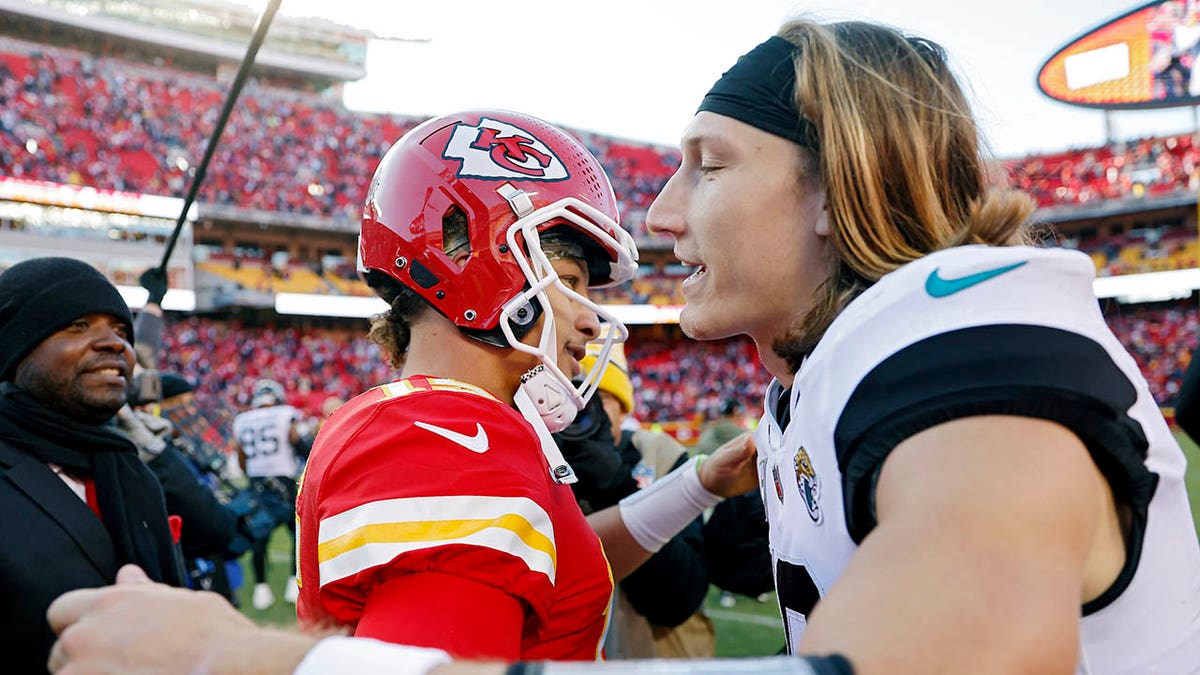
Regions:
[[359, 110, 639, 436]]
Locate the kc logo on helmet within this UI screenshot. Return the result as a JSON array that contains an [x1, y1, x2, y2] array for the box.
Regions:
[[443, 117, 570, 181]]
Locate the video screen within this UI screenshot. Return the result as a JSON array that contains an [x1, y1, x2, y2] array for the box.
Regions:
[[1039, 0, 1200, 108]]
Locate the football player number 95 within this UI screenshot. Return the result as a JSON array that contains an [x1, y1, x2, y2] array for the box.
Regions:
[[239, 424, 279, 459]]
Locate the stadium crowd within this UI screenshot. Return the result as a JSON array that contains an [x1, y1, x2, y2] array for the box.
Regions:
[[13, 35, 1200, 314], [159, 319, 391, 422], [5, 16, 1200, 426], [1108, 303, 1200, 406], [7, 34, 1200, 233], [156, 306, 1199, 443], [158, 318, 770, 433], [12, 34, 1200, 251], [1004, 133, 1200, 207], [0, 37, 678, 240], [7, 24, 1200, 426]]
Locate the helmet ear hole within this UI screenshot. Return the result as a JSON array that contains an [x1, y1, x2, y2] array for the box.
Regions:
[[408, 260, 440, 289], [442, 205, 471, 268]]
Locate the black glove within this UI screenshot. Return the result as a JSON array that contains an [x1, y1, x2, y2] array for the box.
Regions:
[[139, 266, 169, 305]]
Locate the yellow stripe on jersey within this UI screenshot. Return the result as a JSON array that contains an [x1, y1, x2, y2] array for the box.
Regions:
[[378, 377, 499, 402], [316, 495, 557, 587], [319, 515, 555, 572]]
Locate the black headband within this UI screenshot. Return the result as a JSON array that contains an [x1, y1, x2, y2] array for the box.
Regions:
[[697, 35, 817, 149]]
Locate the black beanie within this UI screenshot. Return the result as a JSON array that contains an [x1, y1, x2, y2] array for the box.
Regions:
[[159, 373, 195, 400], [0, 257, 134, 382]]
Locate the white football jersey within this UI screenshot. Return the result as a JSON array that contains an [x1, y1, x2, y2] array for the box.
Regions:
[[756, 245, 1200, 674], [233, 404, 301, 478]]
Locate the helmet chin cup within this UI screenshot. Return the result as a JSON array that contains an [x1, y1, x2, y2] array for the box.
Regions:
[[519, 365, 581, 433]]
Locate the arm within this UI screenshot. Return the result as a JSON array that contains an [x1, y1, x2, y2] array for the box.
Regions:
[[585, 507, 648, 581], [355, 572, 524, 660], [48, 566, 318, 675], [46, 568, 846, 675], [618, 454, 708, 627], [588, 433, 757, 581], [799, 416, 1114, 673], [233, 437, 248, 476]]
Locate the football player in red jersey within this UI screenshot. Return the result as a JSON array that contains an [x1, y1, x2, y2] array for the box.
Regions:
[[293, 110, 757, 661], [45, 111, 762, 675]]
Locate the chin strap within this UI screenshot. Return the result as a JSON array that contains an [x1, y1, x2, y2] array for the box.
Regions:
[[513, 381, 578, 485], [518, 364, 580, 433]]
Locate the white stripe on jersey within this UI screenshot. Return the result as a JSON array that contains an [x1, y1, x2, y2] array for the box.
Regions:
[[316, 494, 557, 586]]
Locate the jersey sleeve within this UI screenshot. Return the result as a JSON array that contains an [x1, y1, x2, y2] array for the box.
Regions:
[[832, 322, 1160, 608], [298, 390, 558, 631]]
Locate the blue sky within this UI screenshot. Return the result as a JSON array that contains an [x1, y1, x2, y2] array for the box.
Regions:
[[266, 0, 1193, 158]]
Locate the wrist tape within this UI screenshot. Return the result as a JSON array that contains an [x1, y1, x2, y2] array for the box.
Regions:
[[618, 455, 722, 552], [294, 637, 450, 675]]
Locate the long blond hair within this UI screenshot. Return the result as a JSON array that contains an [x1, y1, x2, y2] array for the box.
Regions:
[[774, 20, 1036, 370]]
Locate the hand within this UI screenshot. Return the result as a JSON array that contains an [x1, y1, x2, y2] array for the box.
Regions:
[[138, 267, 168, 306], [697, 432, 759, 498], [115, 406, 166, 461], [47, 565, 316, 675], [136, 410, 173, 438]]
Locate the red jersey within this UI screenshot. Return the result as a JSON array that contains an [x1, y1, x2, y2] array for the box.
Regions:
[[296, 376, 612, 660]]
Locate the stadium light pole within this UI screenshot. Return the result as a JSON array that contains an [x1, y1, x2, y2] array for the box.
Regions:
[[157, 0, 284, 274]]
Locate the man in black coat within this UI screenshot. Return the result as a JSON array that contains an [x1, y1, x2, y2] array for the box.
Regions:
[[0, 257, 182, 674]]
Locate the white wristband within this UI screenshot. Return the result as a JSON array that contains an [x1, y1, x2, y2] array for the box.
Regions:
[[618, 456, 723, 553], [294, 637, 451, 675]]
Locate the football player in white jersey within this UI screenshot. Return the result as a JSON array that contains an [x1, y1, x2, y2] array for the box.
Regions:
[[231, 378, 305, 610], [640, 18, 1200, 675]]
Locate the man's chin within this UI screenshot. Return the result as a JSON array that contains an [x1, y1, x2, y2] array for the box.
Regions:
[[80, 392, 129, 422], [679, 305, 720, 341]]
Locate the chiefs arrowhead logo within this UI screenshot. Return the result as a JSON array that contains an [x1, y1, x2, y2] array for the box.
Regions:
[[443, 117, 569, 181]]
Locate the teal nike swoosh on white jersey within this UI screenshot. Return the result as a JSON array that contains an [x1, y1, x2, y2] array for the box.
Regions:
[[924, 260, 1027, 298]]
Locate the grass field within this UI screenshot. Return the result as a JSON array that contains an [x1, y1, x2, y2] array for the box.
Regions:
[[237, 430, 1200, 657]]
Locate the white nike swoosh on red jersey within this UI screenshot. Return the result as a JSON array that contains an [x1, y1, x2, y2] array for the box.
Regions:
[[413, 421, 489, 453]]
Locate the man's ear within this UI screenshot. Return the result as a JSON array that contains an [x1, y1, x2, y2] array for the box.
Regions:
[[813, 192, 831, 238]]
